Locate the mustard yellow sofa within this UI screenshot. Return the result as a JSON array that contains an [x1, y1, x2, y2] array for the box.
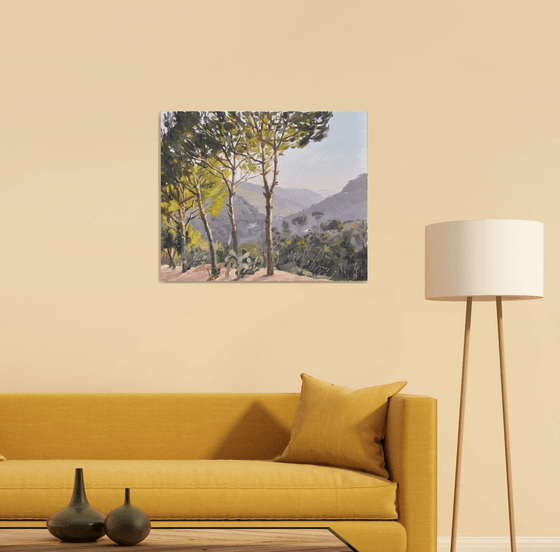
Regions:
[[0, 393, 436, 552]]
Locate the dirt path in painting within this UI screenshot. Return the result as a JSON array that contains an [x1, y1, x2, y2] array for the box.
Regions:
[[160, 264, 329, 282]]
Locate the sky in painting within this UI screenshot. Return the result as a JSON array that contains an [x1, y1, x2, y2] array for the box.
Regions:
[[161, 111, 367, 194], [273, 111, 367, 193]]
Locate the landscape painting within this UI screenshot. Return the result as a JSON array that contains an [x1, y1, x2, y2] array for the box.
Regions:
[[160, 111, 367, 282]]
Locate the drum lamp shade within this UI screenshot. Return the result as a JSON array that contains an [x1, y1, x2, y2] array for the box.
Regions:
[[425, 219, 544, 301]]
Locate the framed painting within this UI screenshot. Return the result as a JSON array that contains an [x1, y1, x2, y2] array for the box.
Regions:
[[160, 111, 367, 282]]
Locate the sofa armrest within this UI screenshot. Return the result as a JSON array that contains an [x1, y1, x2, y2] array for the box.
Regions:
[[384, 394, 437, 552]]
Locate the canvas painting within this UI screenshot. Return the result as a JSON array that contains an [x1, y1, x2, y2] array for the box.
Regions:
[[160, 111, 367, 282]]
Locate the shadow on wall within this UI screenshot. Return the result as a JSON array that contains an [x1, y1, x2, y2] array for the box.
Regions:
[[209, 402, 292, 460]]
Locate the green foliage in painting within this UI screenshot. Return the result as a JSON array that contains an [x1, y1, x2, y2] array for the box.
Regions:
[[214, 242, 230, 264], [224, 246, 263, 279], [274, 220, 367, 281], [292, 215, 308, 235], [161, 111, 229, 275], [321, 219, 344, 233]]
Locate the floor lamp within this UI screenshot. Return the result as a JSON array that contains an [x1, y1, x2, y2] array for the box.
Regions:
[[425, 219, 544, 552]]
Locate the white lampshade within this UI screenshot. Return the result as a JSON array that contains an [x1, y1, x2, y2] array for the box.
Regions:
[[425, 219, 544, 301]]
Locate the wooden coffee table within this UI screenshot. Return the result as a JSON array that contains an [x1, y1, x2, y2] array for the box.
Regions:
[[0, 527, 357, 551]]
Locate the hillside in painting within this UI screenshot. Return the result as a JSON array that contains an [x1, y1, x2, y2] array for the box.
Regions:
[[192, 195, 265, 245], [191, 174, 367, 246], [237, 181, 325, 220], [282, 173, 367, 232]]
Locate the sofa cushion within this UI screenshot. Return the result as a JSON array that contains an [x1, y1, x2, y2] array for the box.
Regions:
[[0, 393, 300, 461], [0, 459, 398, 520], [274, 374, 406, 478]]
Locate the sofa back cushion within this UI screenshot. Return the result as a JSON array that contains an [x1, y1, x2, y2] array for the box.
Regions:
[[0, 393, 299, 460]]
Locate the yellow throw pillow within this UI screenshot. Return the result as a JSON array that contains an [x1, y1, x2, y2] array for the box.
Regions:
[[274, 373, 406, 478], [0, 455, 6, 461]]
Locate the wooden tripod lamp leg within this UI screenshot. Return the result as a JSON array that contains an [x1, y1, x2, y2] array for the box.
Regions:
[[450, 296, 472, 552], [496, 296, 517, 552]]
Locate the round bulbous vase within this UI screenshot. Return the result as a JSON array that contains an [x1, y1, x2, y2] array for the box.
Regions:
[[47, 468, 106, 543], [105, 488, 151, 546]]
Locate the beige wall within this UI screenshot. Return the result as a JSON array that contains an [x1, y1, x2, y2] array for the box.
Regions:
[[1, 0, 559, 538]]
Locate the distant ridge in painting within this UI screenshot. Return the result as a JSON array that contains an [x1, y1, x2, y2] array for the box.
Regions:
[[160, 111, 367, 282]]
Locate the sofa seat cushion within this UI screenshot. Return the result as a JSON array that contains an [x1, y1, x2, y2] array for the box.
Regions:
[[0, 460, 398, 520]]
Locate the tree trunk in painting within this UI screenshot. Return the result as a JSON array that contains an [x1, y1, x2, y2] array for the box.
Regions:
[[195, 192, 217, 278], [264, 190, 274, 276], [264, 149, 280, 276], [180, 218, 188, 274], [228, 193, 239, 254], [166, 249, 176, 270]]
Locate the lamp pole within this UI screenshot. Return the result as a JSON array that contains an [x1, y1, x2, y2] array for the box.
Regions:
[[496, 297, 517, 552], [450, 297, 472, 552]]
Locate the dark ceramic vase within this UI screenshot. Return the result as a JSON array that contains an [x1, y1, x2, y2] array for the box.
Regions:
[[47, 468, 106, 542], [105, 488, 151, 546]]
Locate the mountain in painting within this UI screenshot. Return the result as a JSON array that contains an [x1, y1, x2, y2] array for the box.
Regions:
[[192, 173, 367, 247], [237, 181, 324, 220], [316, 189, 336, 200], [282, 173, 367, 231]]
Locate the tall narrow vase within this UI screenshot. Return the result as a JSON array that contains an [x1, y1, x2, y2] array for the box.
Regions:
[[47, 468, 106, 542]]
